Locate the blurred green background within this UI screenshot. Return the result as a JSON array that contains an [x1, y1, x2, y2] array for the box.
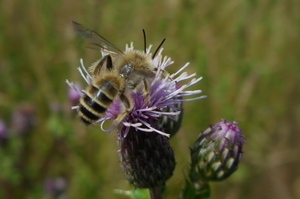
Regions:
[[0, 0, 299, 198]]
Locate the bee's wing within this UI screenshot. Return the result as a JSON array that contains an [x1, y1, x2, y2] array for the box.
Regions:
[[72, 21, 124, 55]]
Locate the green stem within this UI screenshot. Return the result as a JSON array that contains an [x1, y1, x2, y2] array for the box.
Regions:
[[149, 187, 163, 199]]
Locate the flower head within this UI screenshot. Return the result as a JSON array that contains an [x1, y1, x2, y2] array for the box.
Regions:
[[66, 43, 205, 137], [190, 119, 245, 182]]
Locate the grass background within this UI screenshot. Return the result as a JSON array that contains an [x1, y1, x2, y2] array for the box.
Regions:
[[0, 0, 299, 198]]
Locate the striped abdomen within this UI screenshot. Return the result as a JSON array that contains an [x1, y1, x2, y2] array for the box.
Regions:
[[78, 76, 122, 125]]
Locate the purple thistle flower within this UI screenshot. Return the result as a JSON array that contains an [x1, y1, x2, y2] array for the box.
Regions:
[[66, 43, 206, 137], [190, 119, 245, 182]]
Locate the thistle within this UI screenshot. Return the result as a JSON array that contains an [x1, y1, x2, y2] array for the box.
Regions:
[[190, 119, 244, 182], [67, 42, 206, 198]]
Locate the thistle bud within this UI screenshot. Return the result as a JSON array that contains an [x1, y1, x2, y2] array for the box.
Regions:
[[161, 101, 183, 138], [161, 83, 184, 137], [190, 119, 244, 182], [118, 125, 176, 188]]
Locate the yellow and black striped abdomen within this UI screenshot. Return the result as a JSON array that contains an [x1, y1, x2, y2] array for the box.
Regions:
[[78, 76, 122, 125]]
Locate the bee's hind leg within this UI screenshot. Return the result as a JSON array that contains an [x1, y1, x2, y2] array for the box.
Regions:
[[111, 92, 133, 128], [142, 78, 150, 104]]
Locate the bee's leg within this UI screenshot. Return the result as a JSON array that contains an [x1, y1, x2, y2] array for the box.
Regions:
[[92, 55, 113, 75], [112, 92, 133, 128], [142, 78, 150, 104], [119, 92, 132, 111]]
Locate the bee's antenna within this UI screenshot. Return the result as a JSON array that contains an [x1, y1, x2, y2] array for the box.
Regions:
[[142, 29, 147, 53], [152, 38, 166, 59]]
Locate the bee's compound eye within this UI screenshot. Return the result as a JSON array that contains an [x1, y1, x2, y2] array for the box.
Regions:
[[120, 64, 132, 77]]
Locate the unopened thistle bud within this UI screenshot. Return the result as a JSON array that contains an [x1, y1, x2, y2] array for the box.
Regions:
[[190, 119, 244, 182], [161, 83, 184, 138], [161, 100, 183, 138], [118, 125, 176, 188]]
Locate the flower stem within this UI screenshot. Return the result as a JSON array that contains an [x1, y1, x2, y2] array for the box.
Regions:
[[149, 187, 163, 199]]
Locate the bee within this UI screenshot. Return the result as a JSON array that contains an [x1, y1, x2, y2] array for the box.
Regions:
[[72, 21, 166, 125]]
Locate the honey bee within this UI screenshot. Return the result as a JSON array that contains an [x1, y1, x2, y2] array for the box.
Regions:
[[72, 21, 166, 125]]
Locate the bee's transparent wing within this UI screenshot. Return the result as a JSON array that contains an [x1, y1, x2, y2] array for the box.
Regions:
[[72, 21, 124, 55]]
